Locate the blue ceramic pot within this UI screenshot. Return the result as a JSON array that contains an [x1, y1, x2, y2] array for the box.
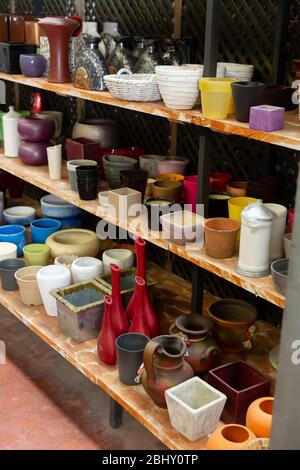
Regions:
[[40, 194, 82, 219], [3, 206, 36, 226], [31, 218, 62, 244], [48, 215, 82, 229], [0, 225, 26, 256]]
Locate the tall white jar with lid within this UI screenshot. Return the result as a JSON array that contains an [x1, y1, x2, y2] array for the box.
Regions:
[[237, 200, 273, 277], [2, 106, 21, 157]]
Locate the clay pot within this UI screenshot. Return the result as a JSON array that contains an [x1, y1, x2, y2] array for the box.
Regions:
[[246, 397, 274, 438], [204, 218, 240, 259], [141, 335, 194, 408], [169, 314, 220, 376], [152, 180, 182, 201], [157, 157, 189, 176], [207, 299, 257, 353], [19, 141, 50, 166], [226, 181, 248, 197], [207, 424, 256, 450], [14, 266, 43, 306], [18, 118, 55, 142]]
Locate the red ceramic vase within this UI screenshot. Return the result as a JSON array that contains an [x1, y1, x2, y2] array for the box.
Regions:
[[128, 276, 160, 339], [126, 236, 146, 322], [110, 263, 129, 337], [97, 295, 117, 366]]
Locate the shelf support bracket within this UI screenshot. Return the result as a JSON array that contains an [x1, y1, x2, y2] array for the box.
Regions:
[[109, 397, 123, 429]]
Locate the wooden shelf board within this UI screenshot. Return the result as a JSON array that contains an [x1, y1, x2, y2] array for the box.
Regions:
[[1, 73, 300, 150], [0, 153, 285, 309]]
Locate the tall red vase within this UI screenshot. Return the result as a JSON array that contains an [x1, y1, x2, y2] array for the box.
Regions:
[[97, 295, 117, 366], [110, 263, 129, 337], [128, 276, 160, 339], [127, 236, 147, 321]]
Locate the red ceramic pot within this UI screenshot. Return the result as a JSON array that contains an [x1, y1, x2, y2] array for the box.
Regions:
[[288, 208, 294, 233], [184, 175, 198, 213], [210, 172, 232, 192]]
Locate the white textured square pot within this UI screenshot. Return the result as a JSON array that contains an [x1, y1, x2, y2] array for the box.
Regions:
[[165, 376, 227, 442]]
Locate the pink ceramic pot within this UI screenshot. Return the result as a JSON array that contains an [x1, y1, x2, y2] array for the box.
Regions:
[[288, 208, 294, 233], [210, 172, 232, 192], [157, 157, 189, 176], [184, 175, 198, 213]]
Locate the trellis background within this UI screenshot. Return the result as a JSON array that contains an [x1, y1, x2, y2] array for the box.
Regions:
[[0, 0, 299, 320]]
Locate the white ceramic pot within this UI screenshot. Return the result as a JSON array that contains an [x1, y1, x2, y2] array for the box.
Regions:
[[264, 203, 287, 261], [54, 255, 78, 282], [72, 119, 120, 147], [71, 257, 104, 283], [0, 242, 17, 261], [102, 249, 134, 273], [37, 265, 71, 317], [3, 106, 21, 157], [47, 144, 62, 180], [165, 377, 227, 442]]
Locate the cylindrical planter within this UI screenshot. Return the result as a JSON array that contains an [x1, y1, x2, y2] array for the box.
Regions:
[[14, 265, 43, 306], [226, 181, 247, 197], [246, 397, 274, 438], [210, 172, 232, 192], [208, 192, 231, 218], [0, 242, 17, 261], [231, 81, 266, 123], [67, 159, 98, 192], [228, 197, 257, 223], [0, 258, 27, 291], [47, 144, 62, 180], [207, 424, 256, 450], [31, 218, 62, 244], [116, 333, 149, 386], [207, 299, 257, 353], [71, 257, 104, 283], [37, 265, 71, 317], [264, 203, 287, 261], [183, 176, 198, 213], [145, 197, 176, 231], [200, 78, 236, 119], [120, 169, 148, 201], [205, 218, 240, 259], [23, 244, 50, 266], [76, 165, 99, 200], [152, 180, 182, 201]]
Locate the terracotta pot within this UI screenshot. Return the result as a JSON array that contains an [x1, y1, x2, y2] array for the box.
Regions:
[[141, 335, 194, 408], [207, 299, 257, 353], [246, 397, 274, 438], [207, 424, 256, 450], [204, 218, 240, 259], [169, 314, 220, 375], [226, 181, 248, 197], [97, 295, 117, 365]]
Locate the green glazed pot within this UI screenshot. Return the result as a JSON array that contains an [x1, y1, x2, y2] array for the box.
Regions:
[[23, 243, 50, 266]]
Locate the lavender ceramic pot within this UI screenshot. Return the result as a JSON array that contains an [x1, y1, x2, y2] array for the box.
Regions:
[[19, 141, 50, 166], [18, 118, 55, 143], [19, 54, 46, 77]]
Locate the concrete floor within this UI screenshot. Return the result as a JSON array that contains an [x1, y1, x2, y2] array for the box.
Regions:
[[0, 306, 165, 450]]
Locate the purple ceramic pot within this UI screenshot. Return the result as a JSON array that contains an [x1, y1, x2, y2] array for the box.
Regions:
[[18, 118, 55, 143], [19, 141, 50, 166], [19, 54, 46, 78]]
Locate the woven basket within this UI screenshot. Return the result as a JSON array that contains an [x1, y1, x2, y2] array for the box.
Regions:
[[104, 69, 161, 102]]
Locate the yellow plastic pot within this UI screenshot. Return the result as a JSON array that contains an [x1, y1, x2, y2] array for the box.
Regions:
[[228, 197, 257, 223], [200, 78, 237, 119]]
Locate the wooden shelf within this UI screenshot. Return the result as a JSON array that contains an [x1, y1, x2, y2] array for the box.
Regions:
[[0, 153, 285, 309], [0, 261, 279, 450], [1, 73, 300, 150]]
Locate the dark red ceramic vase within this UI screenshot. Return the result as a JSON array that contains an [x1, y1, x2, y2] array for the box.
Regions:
[[39, 17, 79, 83], [126, 236, 146, 322], [110, 263, 129, 337], [128, 276, 160, 339], [97, 295, 117, 366]]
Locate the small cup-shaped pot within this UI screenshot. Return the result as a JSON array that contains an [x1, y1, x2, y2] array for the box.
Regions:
[[14, 265, 43, 306], [76, 165, 99, 178], [0, 258, 27, 291], [246, 397, 274, 438], [116, 333, 150, 386], [226, 181, 248, 197], [31, 218, 62, 244], [210, 172, 232, 192], [23, 243, 50, 266], [19, 54, 46, 78], [183, 175, 198, 213], [76, 165, 100, 201], [120, 169, 149, 201], [0, 225, 26, 257], [37, 265, 71, 317], [208, 192, 231, 218], [232, 81, 266, 123], [145, 197, 176, 231], [207, 424, 256, 450], [152, 180, 182, 201], [155, 173, 185, 183], [205, 218, 240, 259], [67, 159, 98, 192], [71, 256, 104, 283], [18, 118, 55, 142]]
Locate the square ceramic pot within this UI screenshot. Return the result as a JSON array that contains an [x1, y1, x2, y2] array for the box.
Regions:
[[208, 361, 270, 424], [66, 138, 100, 162], [51, 280, 105, 343], [108, 188, 142, 221], [165, 377, 227, 441]]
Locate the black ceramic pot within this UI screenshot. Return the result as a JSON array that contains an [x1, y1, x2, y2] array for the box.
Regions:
[[116, 333, 149, 386], [208, 192, 231, 218], [120, 169, 149, 201], [232, 82, 266, 123], [76, 166, 99, 200], [145, 197, 176, 231], [76, 165, 99, 178]]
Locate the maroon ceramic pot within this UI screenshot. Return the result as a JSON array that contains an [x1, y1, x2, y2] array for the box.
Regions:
[[18, 118, 55, 143], [19, 141, 50, 166]]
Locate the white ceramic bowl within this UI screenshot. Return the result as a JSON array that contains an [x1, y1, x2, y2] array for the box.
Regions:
[[0, 242, 17, 261], [102, 249, 134, 273], [3, 206, 36, 225], [71, 257, 104, 283]]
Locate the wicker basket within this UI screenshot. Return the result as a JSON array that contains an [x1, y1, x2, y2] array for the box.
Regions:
[[104, 69, 161, 102]]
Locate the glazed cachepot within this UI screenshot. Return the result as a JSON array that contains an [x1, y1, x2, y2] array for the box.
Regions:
[[31, 218, 62, 244], [207, 424, 256, 450], [246, 397, 274, 438], [46, 229, 101, 259]]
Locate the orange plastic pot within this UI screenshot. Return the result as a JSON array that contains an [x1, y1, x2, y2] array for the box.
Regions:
[[207, 424, 256, 450], [246, 397, 274, 438]]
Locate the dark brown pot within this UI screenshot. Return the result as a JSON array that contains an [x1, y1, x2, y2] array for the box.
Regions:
[[39, 17, 80, 83], [207, 299, 257, 353], [141, 335, 194, 408], [169, 314, 220, 376]]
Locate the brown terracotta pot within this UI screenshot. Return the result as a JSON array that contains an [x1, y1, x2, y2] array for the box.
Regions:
[[246, 397, 274, 438], [207, 424, 256, 450], [204, 218, 240, 259], [207, 299, 257, 353], [169, 314, 220, 376], [141, 335, 194, 408]]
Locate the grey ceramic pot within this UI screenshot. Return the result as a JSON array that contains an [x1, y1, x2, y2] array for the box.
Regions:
[[103, 155, 138, 189], [0, 258, 27, 291]]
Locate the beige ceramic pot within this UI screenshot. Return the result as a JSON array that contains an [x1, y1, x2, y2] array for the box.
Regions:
[[152, 180, 182, 201], [205, 218, 240, 259], [46, 229, 101, 258], [14, 265, 43, 306]]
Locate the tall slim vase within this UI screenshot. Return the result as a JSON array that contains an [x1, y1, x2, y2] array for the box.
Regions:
[[110, 263, 129, 337], [128, 277, 160, 339], [97, 295, 117, 365], [127, 236, 147, 322]]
